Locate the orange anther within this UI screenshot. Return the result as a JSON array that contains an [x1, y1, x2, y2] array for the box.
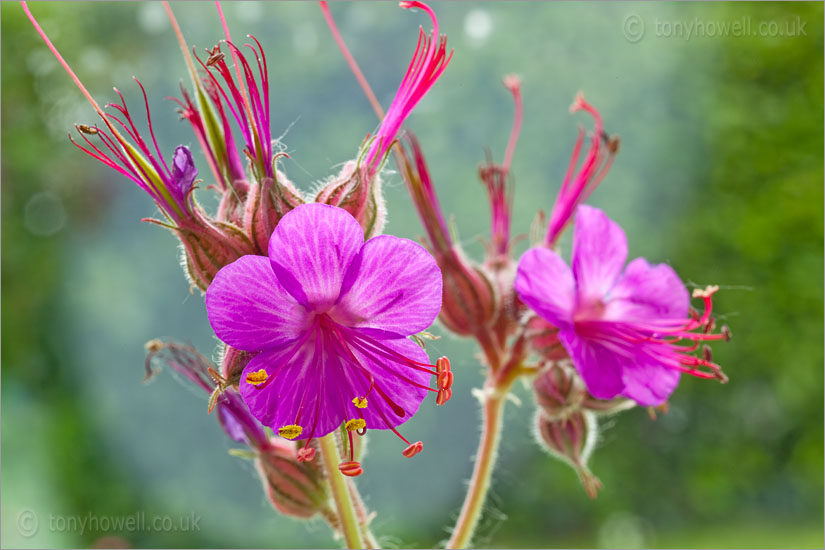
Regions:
[[437, 370, 454, 390], [402, 441, 424, 458], [338, 461, 363, 477], [436, 388, 452, 406], [436, 356, 451, 374]]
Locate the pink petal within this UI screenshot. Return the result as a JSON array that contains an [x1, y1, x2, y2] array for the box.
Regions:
[[604, 258, 689, 322], [268, 204, 364, 310], [331, 235, 442, 337], [559, 329, 625, 400], [621, 359, 681, 406], [239, 333, 346, 439], [206, 255, 310, 351], [571, 205, 627, 303], [515, 247, 576, 329], [348, 335, 431, 431], [239, 331, 431, 440]]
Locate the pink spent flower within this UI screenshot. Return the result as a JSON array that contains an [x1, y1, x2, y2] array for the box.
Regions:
[[363, 0, 453, 178], [205, 203, 453, 474], [70, 83, 199, 225], [516, 205, 729, 406], [480, 74, 522, 259], [545, 94, 620, 247], [195, 37, 274, 181]]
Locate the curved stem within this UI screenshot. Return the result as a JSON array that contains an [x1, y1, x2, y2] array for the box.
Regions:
[[319, 434, 364, 549], [447, 386, 507, 549]]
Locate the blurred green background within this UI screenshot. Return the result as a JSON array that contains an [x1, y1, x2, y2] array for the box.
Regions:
[[2, 2, 822, 548]]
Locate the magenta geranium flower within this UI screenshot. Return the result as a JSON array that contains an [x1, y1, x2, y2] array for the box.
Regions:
[[515, 205, 728, 406], [205, 203, 452, 473]]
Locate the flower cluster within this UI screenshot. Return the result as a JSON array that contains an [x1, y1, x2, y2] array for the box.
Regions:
[[28, 1, 450, 293], [24, 1, 734, 547], [24, 0, 455, 529]]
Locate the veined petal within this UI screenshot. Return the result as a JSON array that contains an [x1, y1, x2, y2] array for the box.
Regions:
[[605, 257, 689, 322], [206, 255, 310, 351], [332, 235, 442, 337], [515, 247, 576, 329], [571, 205, 627, 303], [559, 329, 624, 400], [621, 359, 681, 406], [268, 204, 364, 310]]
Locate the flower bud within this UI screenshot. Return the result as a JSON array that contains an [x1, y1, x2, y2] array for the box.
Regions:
[[438, 250, 498, 336], [524, 316, 569, 361], [256, 438, 329, 519], [220, 345, 255, 388], [243, 167, 305, 254], [484, 257, 521, 338], [532, 362, 586, 421], [176, 213, 256, 292], [216, 183, 248, 227], [314, 161, 386, 239], [535, 410, 602, 498]]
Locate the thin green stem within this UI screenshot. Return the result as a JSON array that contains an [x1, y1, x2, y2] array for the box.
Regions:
[[447, 328, 528, 549], [319, 434, 364, 549], [446, 384, 507, 549]]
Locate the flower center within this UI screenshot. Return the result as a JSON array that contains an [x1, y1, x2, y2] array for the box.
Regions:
[[264, 313, 452, 475], [573, 297, 606, 322]]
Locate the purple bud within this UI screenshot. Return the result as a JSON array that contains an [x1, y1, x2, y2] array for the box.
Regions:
[[170, 146, 198, 203]]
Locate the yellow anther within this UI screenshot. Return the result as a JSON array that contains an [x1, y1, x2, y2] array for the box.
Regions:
[[345, 418, 366, 431], [352, 396, 368, 409], [245, 369, 268, 386], [278, 424, 302, 439]]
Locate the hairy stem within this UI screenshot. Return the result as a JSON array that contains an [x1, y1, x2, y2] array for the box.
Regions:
[[446, 385, 507, 549], [318, 434, 364, 549], [448, 333, 525, 549]]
